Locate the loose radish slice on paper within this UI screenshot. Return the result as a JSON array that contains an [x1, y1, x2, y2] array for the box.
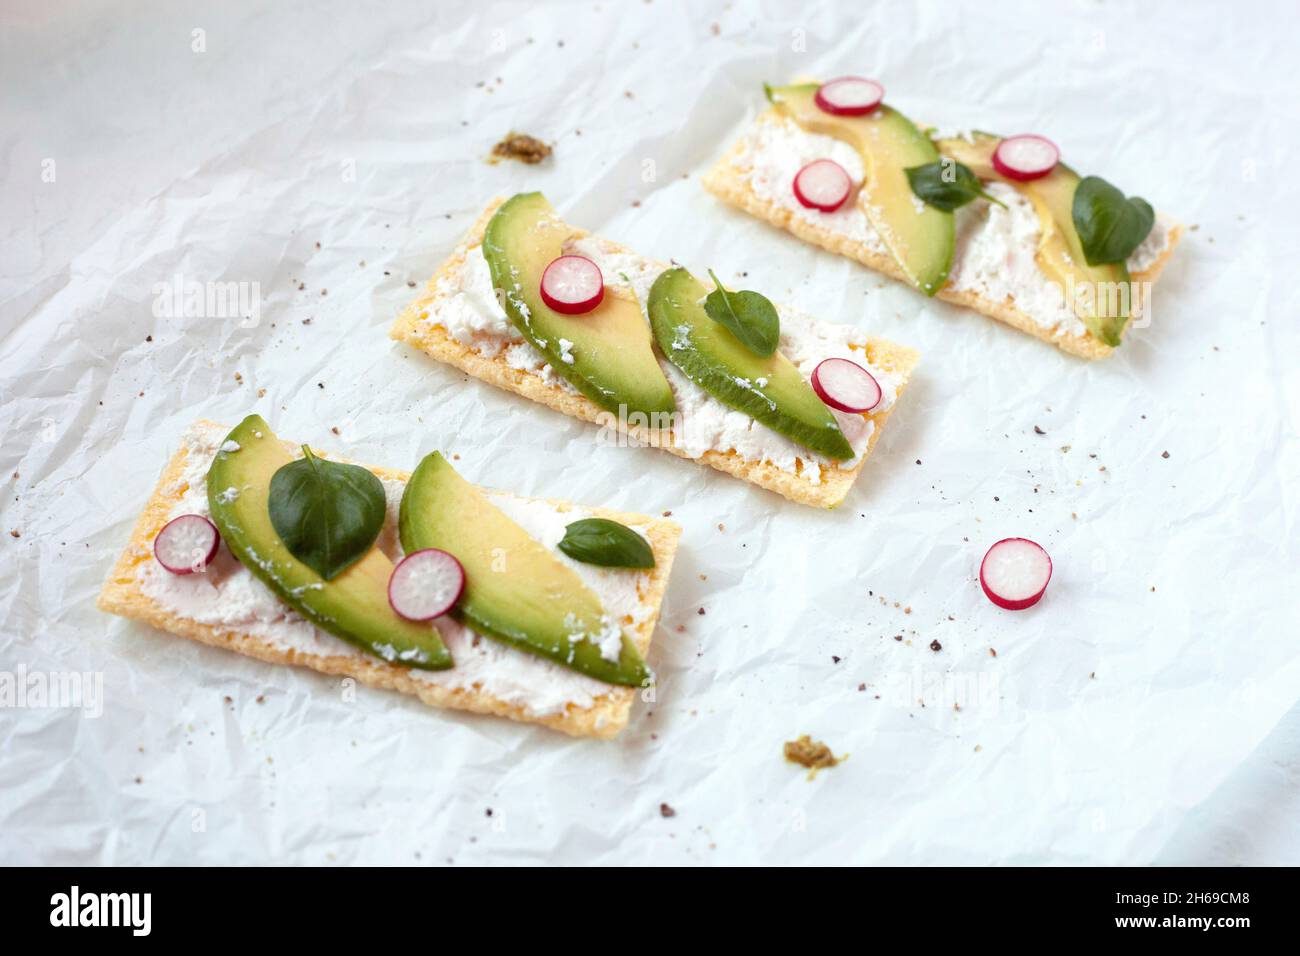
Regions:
[[991, 135, 1060, 182], [154, 514, 221, 575], [793, 159, 853, 212], [388, 549, 465, 622], [540, 255, 604, 315], [980, 538, 1053, 610], [811, 357, 882, 413], [814, 76, 885, 116]]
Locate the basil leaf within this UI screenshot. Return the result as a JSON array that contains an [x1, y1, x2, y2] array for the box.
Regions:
[[557, 518, 655, 569], [268, 446, 386, 581], [1072, 175, 1155, 266], [906, 158, 1006, 212], [702, 270, 780, 357]]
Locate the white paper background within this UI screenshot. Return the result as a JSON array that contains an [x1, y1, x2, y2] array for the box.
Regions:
[[2, 0, 1298, 865]]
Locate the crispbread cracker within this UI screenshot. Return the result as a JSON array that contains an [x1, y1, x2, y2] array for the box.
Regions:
[[97, 421, 681, 739], [390, 199, 918, 509], [702, 112, 1184, 360]]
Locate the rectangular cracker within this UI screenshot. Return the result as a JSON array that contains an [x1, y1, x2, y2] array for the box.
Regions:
[[96, 421, 682, 739], [390, 198, 919, 509], [702, 112, 1184, 360]]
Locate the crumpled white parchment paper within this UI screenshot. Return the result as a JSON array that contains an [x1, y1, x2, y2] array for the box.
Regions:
[[2, 0, 1298, 864]]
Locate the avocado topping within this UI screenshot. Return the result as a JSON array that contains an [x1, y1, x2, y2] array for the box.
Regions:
[[648, 266, 854, 460], [766, 82, 955, 296], [482, 192, 675, 419], [206, 415, 452, 670], [399, 451, 652, 687]]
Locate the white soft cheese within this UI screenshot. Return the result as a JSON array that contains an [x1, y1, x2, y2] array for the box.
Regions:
[[730, 115, 1173, 336], [1127, 216, 1172, 274], [137, 422, 655, 718], [950, 182, 1086, 337], [735, 116, 885, 253], [422, 238, 898, 479], [432, 246, 516, 354]]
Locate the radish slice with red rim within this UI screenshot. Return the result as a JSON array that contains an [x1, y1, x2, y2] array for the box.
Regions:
[[811, 357, 882, 413], [980, 538, 1053, 610], [540, 255, 604, 315], [814, 76, 884, 116], [793, 159, 853, 212], [991, 135, 1060, 182], [388, 548, 465, 622], [154, 514, 221, 575]]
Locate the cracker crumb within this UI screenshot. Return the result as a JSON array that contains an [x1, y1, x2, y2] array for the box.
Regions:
[[783, 735, 846, 779], [490, 132, 552, 165]]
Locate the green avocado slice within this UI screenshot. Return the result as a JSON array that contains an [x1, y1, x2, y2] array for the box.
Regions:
[[481, 192, 676, 419], [932, 132, 1131, 346], [767, 82, 954, 296], [206, 415, 452, 670], [647, 266, 853, 460], [399, 451, 651, 688]]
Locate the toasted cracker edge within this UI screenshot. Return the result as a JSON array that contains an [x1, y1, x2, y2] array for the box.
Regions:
[[96, 421, 682, 739], [700, 112, 1185, 360], [390, 199, 919, 509]]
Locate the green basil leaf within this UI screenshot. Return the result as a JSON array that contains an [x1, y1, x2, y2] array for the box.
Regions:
[[906, 158, 1006, 212], [702, 270, 780, 357], [1072, 175, 1155, 265], [268, 446, 387, 581], [557, 518, 655, 569]]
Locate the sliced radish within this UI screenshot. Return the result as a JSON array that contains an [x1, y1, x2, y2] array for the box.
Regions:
[[980, 538, 1053, 611], [388, 549, 465, 622], [814, 76, 884, 116], [540, 255, 604, 315], [992, 135, 1060, 182], [811, 358, 882, 413], [154, 514, 220, 575], [793, 159, 853, 212]]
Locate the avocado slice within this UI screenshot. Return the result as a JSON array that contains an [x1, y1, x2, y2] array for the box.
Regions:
[[767, 82, 954, 296], [399, 452, 651, 687], [647, 266, 854, 460], [481, 192, 676, 418], [933, 132, 1131, 346], [207, 415, 452, 670]]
